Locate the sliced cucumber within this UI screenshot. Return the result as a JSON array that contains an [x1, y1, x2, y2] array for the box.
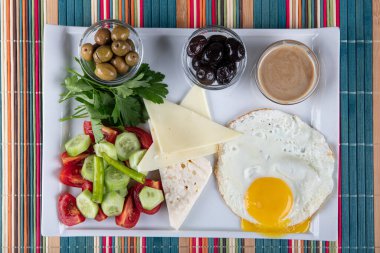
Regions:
[[101, 191, 125, 217], [115, 132, 141, 161], [138, 186, 164, 211], [94, 140, 118, 161], [129, 149, 147, 167], [65, 134, 91, 157], [104, 186, 128, 197], [115, 188, 128, 198], [76, 189, 99, 218], [105, 166, 130, 191], [81, 155, 95, 182]]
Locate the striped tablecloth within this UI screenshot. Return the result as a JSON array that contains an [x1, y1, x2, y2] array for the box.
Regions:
[[1, 0, 379, 252]]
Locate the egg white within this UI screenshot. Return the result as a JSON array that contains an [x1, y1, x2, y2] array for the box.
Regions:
[[216, 109, 335, 226]]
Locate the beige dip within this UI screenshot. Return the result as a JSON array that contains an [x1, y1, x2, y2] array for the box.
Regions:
[[257, 43, 317, 104]]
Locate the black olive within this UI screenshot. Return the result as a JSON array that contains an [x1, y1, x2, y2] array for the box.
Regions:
[[192, 55, 204, 71], [202, 42, 224, 64], [216, 63, 236, 85], [196, 66, 215, 85], [224, 38, 245, 62], [187, 35, 208, 57], [208, 34, 227, 43]]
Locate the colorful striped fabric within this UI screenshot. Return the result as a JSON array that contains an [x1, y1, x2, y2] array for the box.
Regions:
[[1, 0, 379, 252]]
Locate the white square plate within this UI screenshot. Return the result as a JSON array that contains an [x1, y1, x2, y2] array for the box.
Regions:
[[42, 25, 340, 240]]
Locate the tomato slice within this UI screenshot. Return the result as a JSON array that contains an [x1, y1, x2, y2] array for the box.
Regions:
[[83, 121, 95, 141], [95, 207, 108, 222], [133, 179, 163, 215], [81, 181, 93, 192], [59, 165, 87, 188], [125, 127, 153, 149], [61, 152, 89, 167], [58, 193, 85, 226], [145, 179, 163, 190], [83, 121, 118, 144], [115, 193, 140, 228]]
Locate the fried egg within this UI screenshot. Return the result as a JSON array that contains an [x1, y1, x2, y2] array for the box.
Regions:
[[215, 109, 335, 235]]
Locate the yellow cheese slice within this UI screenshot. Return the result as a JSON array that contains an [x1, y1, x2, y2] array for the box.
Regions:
[[180, 85, 211, 119], [144, 99, 241, 154], [138, 129, 217, 172], [138, 86, 217, 172]]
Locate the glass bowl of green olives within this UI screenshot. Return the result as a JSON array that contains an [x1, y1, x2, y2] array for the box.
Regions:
[[79, 19, 143, 85], [182, 26, 247, 90]]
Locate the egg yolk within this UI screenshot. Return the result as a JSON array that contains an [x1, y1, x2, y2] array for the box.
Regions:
[[245, 177, 293, 226], [241, 218, 311, 236], [242, 177, 309, 235]]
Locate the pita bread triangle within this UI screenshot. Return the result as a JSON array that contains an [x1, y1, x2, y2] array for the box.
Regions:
[[160, 157, 212, 229]]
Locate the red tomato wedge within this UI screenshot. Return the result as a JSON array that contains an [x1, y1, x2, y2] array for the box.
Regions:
[[115, 193, 140, 228], [95, 207, 108, 222], [145, 179, 163, 190], [83, 121, 118, 144], [83, 121, 94, 141], [133, 179, 163, 215], [58, 193, 85, 226], [61, 152, 89, 167], [125, 127, 153, 149], [81, 181, 93, 192], [59, 165, 87, 188]]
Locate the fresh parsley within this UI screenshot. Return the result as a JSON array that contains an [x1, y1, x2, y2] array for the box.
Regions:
[[59, 58, 168, 142]]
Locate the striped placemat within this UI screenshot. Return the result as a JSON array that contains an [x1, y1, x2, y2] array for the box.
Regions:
[[1, 0, 379, 252]]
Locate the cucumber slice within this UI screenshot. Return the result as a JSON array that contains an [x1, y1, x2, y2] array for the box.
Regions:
[[101, 191, 125, 216], [76, 189, 99, 218], [81, 155, 95, 182], [104, 186, 127, 197], [129, 149, 147, 168], [65, 134, 91, 157], [94, 140, 118, 161], [115, 188, 128, 198], [105, 166, 130, 191], [138, 186, 164, 211], [115, 132, 141, 161], [129, 149, 148, 176]]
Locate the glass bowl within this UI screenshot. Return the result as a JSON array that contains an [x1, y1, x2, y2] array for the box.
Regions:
[[182, 26, 247, 90], [78, 19, 143, 86], [255, 40, 320, 105]]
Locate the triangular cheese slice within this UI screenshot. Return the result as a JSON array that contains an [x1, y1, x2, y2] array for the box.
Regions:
[[138, 86, 217, 172], [144, 99, 241, 154], [138, 129, 217, 172], [180, 85, 211, 118], [159, 158, 212, 229]]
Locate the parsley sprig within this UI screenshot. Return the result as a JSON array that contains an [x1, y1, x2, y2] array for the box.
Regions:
[[59, 58, 168, 142]]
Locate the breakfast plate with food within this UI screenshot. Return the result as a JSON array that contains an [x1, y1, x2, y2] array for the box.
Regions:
[[42, 20, 339, 240]]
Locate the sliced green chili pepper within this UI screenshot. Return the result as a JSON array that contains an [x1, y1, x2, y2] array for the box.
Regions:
[[101, 153, 145, 184], [91, 156, 104, 203]]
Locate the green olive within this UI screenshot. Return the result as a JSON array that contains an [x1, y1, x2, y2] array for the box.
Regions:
[[125, 39, 135, 51], [93, 52, 101, 63], [125, 51, 139, 66], [81, 43, 94, 61], [94, 28, 111, 45], [95, 63, 117, 81], [111, 26, 130, 41], [111, 56, 130, 74], [94, 45, 113, 63], [111, 40, 131, 56]]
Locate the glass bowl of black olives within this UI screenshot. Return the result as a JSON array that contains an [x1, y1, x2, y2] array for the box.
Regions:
[[182, 26, 247, 90], [79, 19, 143, 85]]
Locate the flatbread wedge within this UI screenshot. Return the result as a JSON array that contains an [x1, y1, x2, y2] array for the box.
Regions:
[[160, 158, 212, 229]]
